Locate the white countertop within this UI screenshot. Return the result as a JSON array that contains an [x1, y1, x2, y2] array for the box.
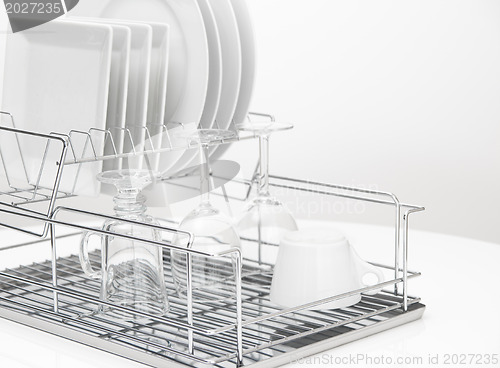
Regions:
[[0, 221, 499, 368]]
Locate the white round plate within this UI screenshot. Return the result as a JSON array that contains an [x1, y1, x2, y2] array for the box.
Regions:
[[206, 0, 241, 133], [172, 0, 242, 174], [211, 0, 256, 161], [173, 0, 222, 173], [72, 0, 209, 175], [196, 0, 222, 130]]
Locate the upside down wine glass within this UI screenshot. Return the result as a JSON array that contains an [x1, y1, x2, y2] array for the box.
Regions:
[[237, 122, 298, 267], [171, 129, 241, 302]]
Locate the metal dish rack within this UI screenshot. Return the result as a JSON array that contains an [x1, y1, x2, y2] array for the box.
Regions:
[[0, 111, 425, 368]]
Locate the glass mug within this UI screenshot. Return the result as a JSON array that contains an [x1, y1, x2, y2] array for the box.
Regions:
[[79, 170, 169, 319]]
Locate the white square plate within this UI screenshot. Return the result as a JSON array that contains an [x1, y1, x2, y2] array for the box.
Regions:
[[1, 20, 113, 196], [88, 19, 152, 170], [65, 18, 132, 173]]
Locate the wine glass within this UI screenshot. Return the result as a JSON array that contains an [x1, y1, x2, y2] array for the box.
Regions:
[[79, 169, 169, 319], [171, 129, 241, 302], [237, 122, 298, 267]]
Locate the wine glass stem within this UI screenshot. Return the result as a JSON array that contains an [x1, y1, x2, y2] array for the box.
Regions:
[[258, 134, 271, 197], [200, 143, 211, 206], [114, 188, 145, 217]]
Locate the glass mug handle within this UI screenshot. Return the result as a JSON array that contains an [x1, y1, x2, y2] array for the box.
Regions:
[[79, 232, 102, 280]]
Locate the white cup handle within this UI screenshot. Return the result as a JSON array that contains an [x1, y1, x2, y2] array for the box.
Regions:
[[79, 232, 102, 280], [354, 258, 384, 296]]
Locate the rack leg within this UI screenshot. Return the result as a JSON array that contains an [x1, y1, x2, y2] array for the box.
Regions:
[[402, 206, 424, 312], [257, 211, 262, 266], [402, 212, 408, 311], [50, 224, 59, 313], [394, 204, 401, 295], [235, 253, 243, 367], [187, 253, 194, 354]]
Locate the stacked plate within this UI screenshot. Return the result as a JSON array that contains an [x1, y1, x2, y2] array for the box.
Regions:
[[1, 0, 255, 196]]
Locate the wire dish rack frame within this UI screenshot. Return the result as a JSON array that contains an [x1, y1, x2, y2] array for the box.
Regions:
[[0, 114, 425, 368]]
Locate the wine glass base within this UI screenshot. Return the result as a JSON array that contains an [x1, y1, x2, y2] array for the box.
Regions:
[[97, 169, 159, 190], [177, 129, 237, 145], [237, 121, 293, 135]]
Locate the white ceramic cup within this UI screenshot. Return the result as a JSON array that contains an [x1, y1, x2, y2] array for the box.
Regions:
[[270, 228, 384, 310]]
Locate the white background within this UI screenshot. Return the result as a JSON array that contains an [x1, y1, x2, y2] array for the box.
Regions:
[[1, 0, 500, 244], [227, 0, 500, 244]]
